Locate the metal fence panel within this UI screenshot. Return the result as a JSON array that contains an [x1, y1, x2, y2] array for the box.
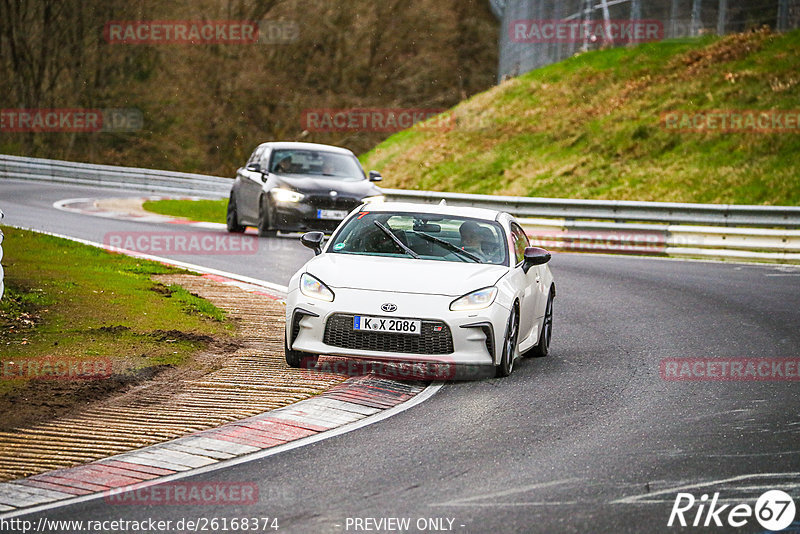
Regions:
[[495, 0, 799, 81]]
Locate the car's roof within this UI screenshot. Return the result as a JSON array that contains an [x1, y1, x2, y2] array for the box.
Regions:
[[362, 201, 507, 222], [259, 141, 355, 156]]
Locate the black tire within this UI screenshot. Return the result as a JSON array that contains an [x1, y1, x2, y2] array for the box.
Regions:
[[528, 291, 554, 358], [258, 197, 277, 237], [284, 332, 317, 368], [226, 193, 246, 233], [495, 305, 519, 378]]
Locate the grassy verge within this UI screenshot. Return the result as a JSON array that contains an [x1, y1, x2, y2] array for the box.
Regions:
[[142, 199, 228, 224], [0, 226, 233, 428], [360, 29, 800, 206]]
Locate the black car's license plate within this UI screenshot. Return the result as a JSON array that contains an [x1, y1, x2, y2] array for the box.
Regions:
[[317, 209, 348, 220]]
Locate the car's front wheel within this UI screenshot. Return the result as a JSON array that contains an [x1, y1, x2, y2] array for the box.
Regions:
[[495, 305, 519, 378], [528, 291, 553, 358], [284, 332, 318, 368], [258, 197, 277, 237], [226, 193, 246, 233]]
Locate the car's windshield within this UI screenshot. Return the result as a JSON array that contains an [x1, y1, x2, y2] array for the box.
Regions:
[[270, 149, 364, 179], [328, 212, 508, 265]]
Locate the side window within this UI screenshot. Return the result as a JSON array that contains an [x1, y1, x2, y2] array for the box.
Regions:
[[510, 223, 529, 265], [259, 148, 271, 170], [247, 145, 265, 166]]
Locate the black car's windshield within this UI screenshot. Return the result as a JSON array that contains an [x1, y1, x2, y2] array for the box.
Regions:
[[328, 212, 509, 265], [270, 149, 364, 179]]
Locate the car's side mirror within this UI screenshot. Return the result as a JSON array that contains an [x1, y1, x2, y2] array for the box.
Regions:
[[246, 162, 261, 173], [522, 247, 551, 273], [301, 231, 325, 255], [368, 170, 382, 182]]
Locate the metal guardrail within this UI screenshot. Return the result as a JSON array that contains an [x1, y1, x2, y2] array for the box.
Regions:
[[383, 189, 800, 228], [3, 154, 799, 228], [1, 154, 799, 262], [0, 154, 229, 198], [517, 217, 800, 262]]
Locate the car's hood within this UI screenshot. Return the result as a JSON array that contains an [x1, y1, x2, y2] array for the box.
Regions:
[[304, 253, 508, 297], [271, 173, 380, 197]]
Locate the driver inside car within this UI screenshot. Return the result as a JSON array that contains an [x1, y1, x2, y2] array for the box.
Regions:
[[459, 221, 487, 262], [321, 157, 338, 176]]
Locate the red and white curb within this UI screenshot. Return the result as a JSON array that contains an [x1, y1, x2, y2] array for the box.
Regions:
[[0, 228, 442, 518], [0, 376, 439, 516]]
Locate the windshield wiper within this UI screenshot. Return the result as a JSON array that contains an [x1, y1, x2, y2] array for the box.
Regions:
[[411, 231, 480, 262], [373, 221, 420, 259]]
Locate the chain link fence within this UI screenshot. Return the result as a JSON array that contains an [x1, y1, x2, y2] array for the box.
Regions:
[[493, 0, 800, 81]]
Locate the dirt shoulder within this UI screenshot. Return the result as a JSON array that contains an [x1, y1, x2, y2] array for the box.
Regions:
[[0, 273, 346, 482]]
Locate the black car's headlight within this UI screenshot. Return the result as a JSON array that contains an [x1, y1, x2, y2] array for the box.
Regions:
[[300, 273, 335, 302], [271, 188, 305, 203]]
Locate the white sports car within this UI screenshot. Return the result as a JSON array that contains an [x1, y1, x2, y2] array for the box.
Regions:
[[284, 202, 555, 378]]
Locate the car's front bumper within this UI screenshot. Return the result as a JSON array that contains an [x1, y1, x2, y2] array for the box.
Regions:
[[286, 286, 511, 373]]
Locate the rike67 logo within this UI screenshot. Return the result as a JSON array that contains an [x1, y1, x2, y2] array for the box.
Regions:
[[668, 490, 796, 530]]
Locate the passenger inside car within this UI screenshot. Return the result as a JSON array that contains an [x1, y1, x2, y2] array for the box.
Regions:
[[274, 156, 293, 173]]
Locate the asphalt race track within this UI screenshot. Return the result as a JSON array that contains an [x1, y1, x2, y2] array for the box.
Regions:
[[1, 179, 799, 533]]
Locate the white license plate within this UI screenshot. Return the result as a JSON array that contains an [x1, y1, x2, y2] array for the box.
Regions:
[[353, 316, 421, 335], [317, 209, 348, 220]]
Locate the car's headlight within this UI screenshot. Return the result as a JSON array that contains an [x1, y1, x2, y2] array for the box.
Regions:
[[450, 286, 498, 311], [362, 195, 385, 204], [300, 273, 335, 302], [271, 188, 305, 203]]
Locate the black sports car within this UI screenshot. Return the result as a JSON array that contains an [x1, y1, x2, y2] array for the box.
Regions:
[[226, 142, 385, 236]]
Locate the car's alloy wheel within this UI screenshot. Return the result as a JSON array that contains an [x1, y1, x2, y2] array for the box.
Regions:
[[226, 194, 246, 233], [284, 332, 317, 368], [496, 305, 519, 377], [258, 196, 277, 237], [528, 291, 553, 358]]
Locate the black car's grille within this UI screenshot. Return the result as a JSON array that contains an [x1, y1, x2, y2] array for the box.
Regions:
[[306, 195, 362, 211], [323, 314, 454, 355]]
